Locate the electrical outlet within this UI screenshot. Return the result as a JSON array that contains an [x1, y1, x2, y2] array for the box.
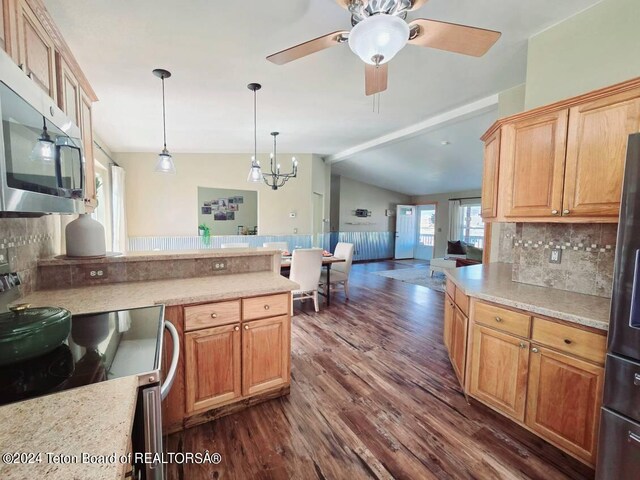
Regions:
[[85, 266, 108, 280], [549, 248, 562, 264], [214, 261, 227, 271]]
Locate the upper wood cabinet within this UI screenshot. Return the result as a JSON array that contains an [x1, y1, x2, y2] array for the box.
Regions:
[[80, 88, 96, 209], [481, 128, 500, 218], [185, 323, 242, 414], [482, 78, 640, 222], [56, 52, 80, 126], [15, 0, 55, 100], [468, 325, 529, 422], [242, 314, 290, 397], [525, 346, 604, 464], [501, 110, 568, 218], [563, 90, 640, 217]]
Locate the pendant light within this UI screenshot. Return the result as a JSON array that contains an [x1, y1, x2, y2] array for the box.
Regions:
[[247, 83, 262, 183], [263, 132, 298, 190], [153, 68, 176, 174], [30, 117, 56, 163]]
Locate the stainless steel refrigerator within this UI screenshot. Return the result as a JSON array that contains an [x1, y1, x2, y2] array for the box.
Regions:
[[596, 133, 640, 479]]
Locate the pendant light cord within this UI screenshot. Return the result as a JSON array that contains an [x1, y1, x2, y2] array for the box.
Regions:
[[162, 76, 167, 150], [253, 88, 257, 162]]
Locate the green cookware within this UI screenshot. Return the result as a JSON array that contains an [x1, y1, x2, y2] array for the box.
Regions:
[[0, 304, 72, 366]]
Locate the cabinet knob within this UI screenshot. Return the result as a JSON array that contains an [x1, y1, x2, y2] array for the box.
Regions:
[[18, 63, 24, 71], [210, 313, 217, 319], [27, 72, 33, 80], [519, 342, 526, 349], [532, 347, 539, 353], [563, 338, 572, 345], [563, 209, 570, 215], [551, 210, 559, 215], [234, 326, 239, 331], [264, 304, 270, 310], [495, 316, 502, 323], [244, 325, 249, 330]]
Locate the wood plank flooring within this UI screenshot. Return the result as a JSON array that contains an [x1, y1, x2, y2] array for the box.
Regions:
[[165, 261, 594, 480]]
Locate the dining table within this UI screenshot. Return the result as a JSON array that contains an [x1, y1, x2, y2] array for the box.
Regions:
[[280, 255, 346, 307]]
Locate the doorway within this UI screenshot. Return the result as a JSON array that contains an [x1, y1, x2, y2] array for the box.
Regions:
[[312, 192, 324, 248], [415, 204, 436, 260], [394, 205, 417, 259]]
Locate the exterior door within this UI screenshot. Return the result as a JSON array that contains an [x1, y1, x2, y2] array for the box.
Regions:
[[185, 323, 242, 414], [469, 325, 530, 421], [394, 205, 417, 259], [526, 345, 604, 464], [415, 204, 436, 260], [501, 110, 568, 218]]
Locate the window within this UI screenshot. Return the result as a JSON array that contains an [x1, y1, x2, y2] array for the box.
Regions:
[[418, 207, 436, 247], [459, 204, 484, 248], [91, 161, 113, 251]]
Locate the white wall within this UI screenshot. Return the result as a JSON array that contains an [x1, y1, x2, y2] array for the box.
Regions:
[[337, 176, 410, 232], [411, 188, 482, 258], [116, 152, 323, 237], [525, 0, 640, 109]]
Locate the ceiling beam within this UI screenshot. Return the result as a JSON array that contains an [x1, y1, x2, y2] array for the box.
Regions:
[[324, 94, 499, 164]]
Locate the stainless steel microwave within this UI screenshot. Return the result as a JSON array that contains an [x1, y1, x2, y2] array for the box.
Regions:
[[0, 49, 85, 214]]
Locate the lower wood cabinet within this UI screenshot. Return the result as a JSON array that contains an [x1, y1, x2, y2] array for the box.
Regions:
[[468, 325, 530, 422], [450, 307, 468, 387], [443, 295, 454, 353], [185, 323, 242, 413], [526, 346, 604, 464], [242, 314, 290, 396]]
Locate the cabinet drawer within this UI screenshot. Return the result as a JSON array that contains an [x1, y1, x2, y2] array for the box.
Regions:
[[474, 301, 531, 338], [242, 293, 289, 320], [184, 300, 240, 331], [454, 288, 469, 316], [446, 279, 456, 299], [531, 317, 606, 364]]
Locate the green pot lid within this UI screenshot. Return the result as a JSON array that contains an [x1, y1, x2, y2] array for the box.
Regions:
[[0, 305, 71, 339]]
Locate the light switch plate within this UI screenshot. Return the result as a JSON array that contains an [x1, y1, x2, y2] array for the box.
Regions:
[[549, 248, 562, 264]]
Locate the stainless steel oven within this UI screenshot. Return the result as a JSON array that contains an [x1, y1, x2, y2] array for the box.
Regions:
[[0, 48, 85, 214]]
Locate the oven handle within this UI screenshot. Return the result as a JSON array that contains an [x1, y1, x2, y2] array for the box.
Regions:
[[161, 320, 179, 400]]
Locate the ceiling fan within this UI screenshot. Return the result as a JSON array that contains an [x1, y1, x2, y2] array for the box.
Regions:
[[267, 0, 501, 96]]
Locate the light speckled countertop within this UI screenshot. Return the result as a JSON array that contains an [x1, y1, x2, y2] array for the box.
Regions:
[[39, 248, 280, 266], [0, 375, 138, 480], [445, 263, 611, 331], [18, 271, 298, 315]]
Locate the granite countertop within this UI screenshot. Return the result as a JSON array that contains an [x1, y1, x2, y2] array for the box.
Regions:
[[0, 376, 138, 480], [39, 248, 280, 266], [445, 263, 611, 331], [18, 271, 298, 315]]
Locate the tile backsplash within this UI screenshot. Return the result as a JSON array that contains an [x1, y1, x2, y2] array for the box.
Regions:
[[510, 223, 617, 298], [0, 216, 60, 294]]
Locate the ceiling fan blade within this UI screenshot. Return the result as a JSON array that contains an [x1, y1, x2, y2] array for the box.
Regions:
[[267, 31, 348, 65], [365, 63, 388, 96], [409, 0, 429, 10], [408, 19, 501, 57]]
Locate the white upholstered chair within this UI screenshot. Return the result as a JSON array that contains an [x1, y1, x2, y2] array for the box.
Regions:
[[263, 242, 289, 252], [221, 243, 250, 248], [289, 248, 323, 313], [320, 242, 354, 299]]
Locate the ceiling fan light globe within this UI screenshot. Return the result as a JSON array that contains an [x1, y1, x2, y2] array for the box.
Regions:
[[348, 14, 409, 65]]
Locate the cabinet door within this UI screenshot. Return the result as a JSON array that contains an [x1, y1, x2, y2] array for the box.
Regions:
[[16, 0, 55, 99], [56, 53, 80, 126], [563, 90, 640, 217], [450, 307, 468, 388], [79, 89, 96, 210], [185, 323, 241, 413], [481, 128, 501, 218], [443, 294, 454, 353], [469, 325, 529, 421], [526, 346, 604, 464], [242, 315, 290, 396], [501, 110, 568, 218]]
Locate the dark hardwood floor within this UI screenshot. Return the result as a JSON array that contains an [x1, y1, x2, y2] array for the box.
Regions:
[[165, 261, 594, 480]]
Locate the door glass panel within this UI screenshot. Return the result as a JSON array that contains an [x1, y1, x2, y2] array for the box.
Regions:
[[1, 81, 83, 198]]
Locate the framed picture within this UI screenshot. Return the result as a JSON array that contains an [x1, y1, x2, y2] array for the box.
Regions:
[[201, 206, 212, 215], [229, 203, 238, 211], [225, 211, 235, 220], [214, 211, 227, 221], [218, 198, 228, 209], [211, 200, 219, 207], [234, 196, 244, 204], [228, 197, 235, 205], [203, 202, 211, 207]]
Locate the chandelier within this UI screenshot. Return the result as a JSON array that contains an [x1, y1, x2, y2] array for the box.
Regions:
[[246, 83, 298, 191]]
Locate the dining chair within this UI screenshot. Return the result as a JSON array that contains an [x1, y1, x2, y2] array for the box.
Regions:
[[263, 242, 289, 252], [289, 248, 323, 314], [320, 242, 354, 299], [221, 243, 250, 248]]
